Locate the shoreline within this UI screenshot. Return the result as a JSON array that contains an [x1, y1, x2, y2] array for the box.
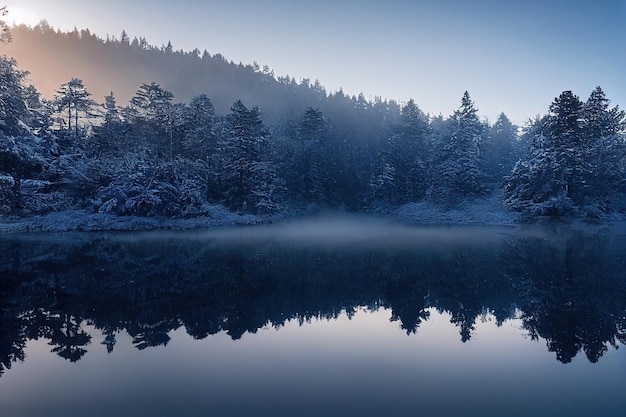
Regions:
[[1, 202, 623, 235]]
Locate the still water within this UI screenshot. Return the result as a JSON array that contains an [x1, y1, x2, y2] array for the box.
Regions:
[[1, 217, 625, 417]]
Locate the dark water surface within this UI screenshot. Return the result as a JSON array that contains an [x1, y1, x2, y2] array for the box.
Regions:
[[1, 217, 625, 417]]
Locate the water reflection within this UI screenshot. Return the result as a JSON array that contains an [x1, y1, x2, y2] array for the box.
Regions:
[[1, 219, 625, 378]]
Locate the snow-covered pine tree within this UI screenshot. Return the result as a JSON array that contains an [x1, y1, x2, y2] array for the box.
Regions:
[[502, 90, 622, 216], [53, 78, 97, 143], [91, 92, 125, 156], [581, 86, 626, 212], [484, 112, 517, 182], [502, 115, 566, 215], [218, 100, 282, 213], [0, 56, 30, 136], [427, 91, 486, 204], [127, 82, 174, 156], [181, 94, 215, 159], [374, 99, 430, 204], [544, 90, 588, 206], [293, 107, 326, 204]]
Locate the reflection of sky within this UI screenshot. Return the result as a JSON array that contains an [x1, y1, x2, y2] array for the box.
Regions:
[[5, 0, 626, 124], [2, 308, 624, 417]]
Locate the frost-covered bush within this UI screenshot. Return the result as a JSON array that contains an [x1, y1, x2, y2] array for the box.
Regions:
[[96, 157, 206, 217], [19, 180, 69, 215], [0, 134, 50, 214], [0, 174, 14, 214], [48, 154, 112, 202]]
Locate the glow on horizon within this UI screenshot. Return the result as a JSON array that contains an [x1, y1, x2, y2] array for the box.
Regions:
[[2, 0, 625, 126]]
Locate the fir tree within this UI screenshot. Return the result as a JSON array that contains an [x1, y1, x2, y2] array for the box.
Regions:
[[293, 107, 326, 203], [503, 89, 624, 216], [484, 113, 517, 181], [0, 56, 29, 136], [53, 78, 97, 142], [428, 91, 486, 203], [219, 100, 282, 212], [581, 86, 625, 211]]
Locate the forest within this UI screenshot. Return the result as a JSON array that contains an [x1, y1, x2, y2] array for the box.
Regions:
[[1, 22, 625, 222]]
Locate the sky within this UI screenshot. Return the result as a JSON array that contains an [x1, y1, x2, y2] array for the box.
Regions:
[[4, 0, 626, 125]]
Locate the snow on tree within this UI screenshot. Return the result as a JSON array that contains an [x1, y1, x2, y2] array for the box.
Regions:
[[502, 116, 570, 216], [181, 94, 215, 158], [126, 82, 175, 156], [97, 154, 205, 217], [0, 56, 30, 136], [483, 112, 518, 181], [289, 107, 327, 204], [52, 78, 97, 143], [503, 88, 625, 216], [218, 100, 283, 212], [369, 161, 396, 204], [390, 99, 430, 202], [0, 134, 46, 214], [427, 91, 486, 204], [581, 86, 625, 211], [0, 6, 11, 43], [91, 92, 125, 156], [370, 99, 430, 205]]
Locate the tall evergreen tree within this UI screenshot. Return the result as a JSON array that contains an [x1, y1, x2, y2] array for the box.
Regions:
[[219, 100, 282, 212], [0, 56, 29, 136], [484, 113, 517, 181], [92, 92, 125, 155], [181, 94, 215, 158], [581, 86, 625, 210], [53, 78, 97, 142], [545, 90, 587, 204], [370, 99, 430, 204], [503, 89, 624, 216], [293, 107, 327, 204], [428, 91, 486, 203], [127, 82, 174, 156], [0, 6, 10, 43]]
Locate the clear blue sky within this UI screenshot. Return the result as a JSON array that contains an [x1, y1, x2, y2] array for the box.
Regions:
[[5, 0, 626, 125]]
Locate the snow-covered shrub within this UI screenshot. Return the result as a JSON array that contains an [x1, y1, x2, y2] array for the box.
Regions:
[[0, 174, 14, 214], [97, 158, 206, 217]]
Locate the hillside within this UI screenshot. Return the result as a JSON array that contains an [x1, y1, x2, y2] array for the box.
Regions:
[[0, 23, 355, 122]]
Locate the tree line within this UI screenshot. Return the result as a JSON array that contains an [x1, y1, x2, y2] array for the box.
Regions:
[[0, 24, 624, 218]]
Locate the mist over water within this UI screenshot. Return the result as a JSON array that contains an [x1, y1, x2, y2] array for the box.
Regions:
[[148, 215, 518, 249]]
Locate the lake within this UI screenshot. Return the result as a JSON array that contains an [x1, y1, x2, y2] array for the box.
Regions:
[[1, 217, 625, 417]]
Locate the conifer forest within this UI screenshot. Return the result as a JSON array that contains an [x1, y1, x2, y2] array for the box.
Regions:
[[1, 23, 625, 223]]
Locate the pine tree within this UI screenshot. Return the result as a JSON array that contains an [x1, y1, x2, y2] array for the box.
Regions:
[[369, 99, 429, 205], [293, 107, 326, 203], [0, 56, 29, 136], [503, 89, 624, 216], [503, 116, 563, 215], [53, 78, 97, 142], [428, 91, 486, 203], [0, 6, 11, 43], [545, 90, 587, 205], [581, 86, 625, 211], [484, 113, 517, 181], [219, 100, 282, 212], [127, 82, 175, 156], [92, 92, 125, 155], [181, 94, 215, 158]]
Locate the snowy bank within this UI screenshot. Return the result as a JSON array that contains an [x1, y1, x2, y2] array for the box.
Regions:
[[394, 194, 521, 226], [0, 204, 282, 234]]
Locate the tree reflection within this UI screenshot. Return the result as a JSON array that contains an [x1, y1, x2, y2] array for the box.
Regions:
[[45, 313, 91, 362], [0, 223, 625, 374]]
